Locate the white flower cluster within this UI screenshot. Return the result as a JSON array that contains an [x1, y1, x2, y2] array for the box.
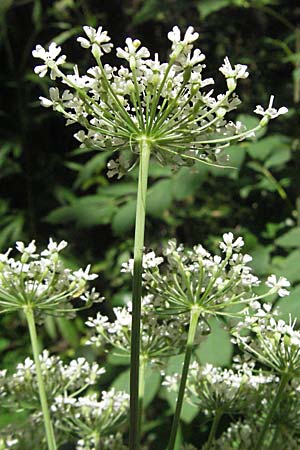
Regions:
[[233, 314, 300, 375], [143, 234, 287, 317], [86, 295, 191, 362], [52, 388, 129, 446], [184, 361, 275, 415], [76, 432, 127, 450], [0, 350, 104, 409], [121, 251, 163, 274], [32, 25, 287, 177], [0, 239, 103, 318]]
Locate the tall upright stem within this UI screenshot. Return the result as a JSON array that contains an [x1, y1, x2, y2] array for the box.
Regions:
[[25, 306, 57, 450], [129, 137, 151, 450], [168, 307, 201, 450], [253, 374, 289, 450]]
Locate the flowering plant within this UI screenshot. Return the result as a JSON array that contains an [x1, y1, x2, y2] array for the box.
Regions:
[[0, 22, 293, 450]]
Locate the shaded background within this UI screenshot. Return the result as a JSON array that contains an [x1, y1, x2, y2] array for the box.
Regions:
[[0, 0, 300, 447]]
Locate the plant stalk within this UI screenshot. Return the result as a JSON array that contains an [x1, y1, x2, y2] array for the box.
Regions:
[[25, 306, 57, 450], [129, 137, 151, 450], [253, 374, 289, 450], [168, 307, 201, 450], [138, 355, 147, 437], [205, 408, 223, 449]]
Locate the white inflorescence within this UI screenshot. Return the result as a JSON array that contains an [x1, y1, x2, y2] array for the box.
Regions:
[[32, 25, 287, 178], [0, 239, 103, 318], [140, 234, 289, 317]]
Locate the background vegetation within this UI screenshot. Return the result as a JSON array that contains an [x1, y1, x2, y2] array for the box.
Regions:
[[0, 0, 299, 447]]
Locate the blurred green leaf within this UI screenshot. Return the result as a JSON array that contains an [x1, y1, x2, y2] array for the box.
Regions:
[[111, 366, 161, 407], [197, 0, 232, 18], [162, 354, 200, 423], [272, 250, 300, 283], [196, 318, 233, 366], [249, 244, 272, 275], [112, 200, 136, 235], [277, 285, 300, 322], [147, 179, 173, 217], [275, 228, 300, 248], [46, 196, 115, 227]]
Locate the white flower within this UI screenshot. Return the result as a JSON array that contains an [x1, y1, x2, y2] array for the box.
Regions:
[[41, 238, 68, 256], [70, 264, 98, 282], [219, 232, 244, 252], [16, 240, 37, 256], [77, 26, 113, 55], [266, 274, 290, 297], [116, 38, 150, 66], [32, 42, 66, 79], [219, 57, 249, 79], [39, 87, 73, 109], [254, 95, 288, 120], [168, 25, 199, 47]]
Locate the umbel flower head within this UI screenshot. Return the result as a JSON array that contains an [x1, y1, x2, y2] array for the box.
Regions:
[[140, 233, 290, 318], [32, 25, 287, 177], [0, 350, 105, 411], [0, 239, 102, 319], [233, 314, 300, 376], [86, 294, 209, 364]]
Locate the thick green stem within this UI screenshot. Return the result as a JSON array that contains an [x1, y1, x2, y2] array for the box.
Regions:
[[25, 306, 57, 450], [205, 409, 223, 449], [168, 307, 201, 450], [254, 374, 289, 450], [129, 138, 151, 450]]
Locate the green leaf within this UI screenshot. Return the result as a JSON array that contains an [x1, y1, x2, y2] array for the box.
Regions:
[[246, 135, 288, 161], [172, 165, 207, 200], [46, 196, 115, 227], [57, 317, 80, 348], [112, 200, 136, 235], [272, 250, 300, 283], [111, 366, 161, 407], [248, 244, 272, 275], [277, 285, 300, 322], [147, 179, 173, 217], [197, 0, 232, 18], [275, 228, 300, 248], [264, 147, 291, 169], [196, 318, 233, 366], [161, 355, 199, 423]]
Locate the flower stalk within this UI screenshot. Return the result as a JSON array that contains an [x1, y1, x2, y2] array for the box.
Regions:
[[129, 138, 151, 450], [253, 374, 290, 450], [24, 306, 57, 450], [168, 306, 201, 450], [205, 408, 223, 449]]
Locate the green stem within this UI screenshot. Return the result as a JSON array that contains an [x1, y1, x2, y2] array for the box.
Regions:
[[129, 137, 151, 450], [24, 306, 57, 450], [253, 374, 290, 450], [168, 307, 201, 450], [205, 409, 223, 449], [138, 355, 147, 437], [267, 426, 281, 450]]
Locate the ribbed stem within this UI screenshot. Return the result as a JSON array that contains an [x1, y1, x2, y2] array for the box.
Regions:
[[129, 138, 151, 450], [205, 409, 223, 449], [138, 355, 147, 437], [168, 307, 201, 450], [253, 374, 289, 450], [25, 306, 57, 450]]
